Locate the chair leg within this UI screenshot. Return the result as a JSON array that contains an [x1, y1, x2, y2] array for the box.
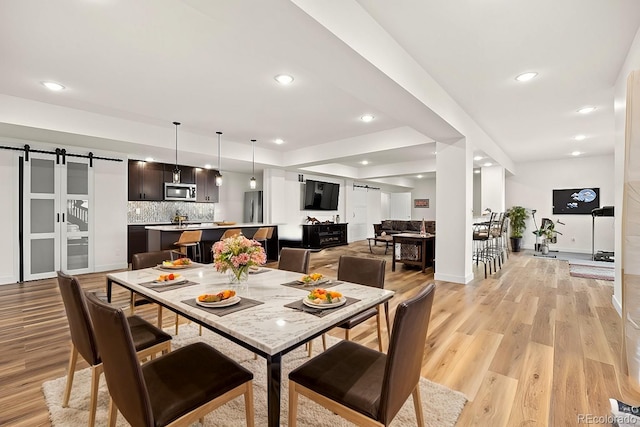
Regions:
[[62, 345, 78, 407], [175, 313, 180, 335], [307, 340, 313, 357], [108, 398, 117, 427], [322, 334, 327, 351], [412, 385, 425, 427], [345, 329, 350, 341], [244, 381, 255, 427], [156, 305, 163, 329], [199, 325, 202, 336], [383, 301, 391, 339], [89, 364, 103, 427], [376, 309, 383, 352], [288, 380, 298, 427], [130, 292, 136, 315]]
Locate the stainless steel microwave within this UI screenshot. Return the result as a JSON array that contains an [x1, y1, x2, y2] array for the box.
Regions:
[[164, 183, 197, 201]]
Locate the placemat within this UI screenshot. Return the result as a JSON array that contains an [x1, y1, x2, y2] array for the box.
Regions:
[[139, 280, 199, 293], [280, 280, 342, 290], [154, 262, 206, 272], [249, 268, 271, 275], [181, 296, 264, 316], [284, 296, 360, 317]]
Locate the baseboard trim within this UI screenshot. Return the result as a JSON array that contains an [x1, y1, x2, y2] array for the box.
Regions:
[[94, 263, 128, 272], [434, 272, 474, 284], [612, 294, 622, 317], [0, 274, 19, 286]]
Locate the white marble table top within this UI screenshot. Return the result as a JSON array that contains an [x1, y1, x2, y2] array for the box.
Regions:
[[107, 266, 394, 355]]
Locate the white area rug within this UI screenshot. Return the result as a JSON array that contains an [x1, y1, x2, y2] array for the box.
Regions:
[[569, 263, 614, 281], [42, 324, 467, 426]]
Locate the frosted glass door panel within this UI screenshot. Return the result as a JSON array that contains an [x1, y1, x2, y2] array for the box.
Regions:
[[31, 158, 55, 194], [30, 199, 55, 233], [30, 236, 55, 274], [66, 236, 89, 270], [67, 162, 88, 195]]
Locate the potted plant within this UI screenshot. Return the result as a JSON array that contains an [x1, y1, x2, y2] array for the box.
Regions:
[[506, 206, 529, 252]]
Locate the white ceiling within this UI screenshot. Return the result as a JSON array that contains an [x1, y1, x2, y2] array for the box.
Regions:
[[0, 0, 638, 189]]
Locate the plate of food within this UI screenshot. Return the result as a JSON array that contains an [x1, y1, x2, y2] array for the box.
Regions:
[[160, 258, 193, 269], [296, 273, 329, 286], [152, 273, 187, 286], [303, 288, 346, 309], [196, 290, 241, 308]]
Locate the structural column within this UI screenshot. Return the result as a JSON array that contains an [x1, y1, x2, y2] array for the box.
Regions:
[[480, 165, 506, 214], [435, 138, 473, 284]]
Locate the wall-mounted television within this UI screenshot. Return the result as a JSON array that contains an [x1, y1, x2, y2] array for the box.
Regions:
[[303, 179, 339, 210], [552, 188, 600, 214]]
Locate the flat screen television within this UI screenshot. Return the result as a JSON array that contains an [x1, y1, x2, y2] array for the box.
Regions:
[[303, 179, 339, 210], [552, 188, 600, 214]]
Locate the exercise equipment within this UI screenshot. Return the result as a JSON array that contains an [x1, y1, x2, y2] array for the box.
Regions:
[[591, 206, 614, 262]]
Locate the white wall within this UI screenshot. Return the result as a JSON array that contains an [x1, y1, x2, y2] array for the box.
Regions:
[[473, 171, 482, 216], [0, 149, 19, 284], [214, 171, 256, 223], [506, 155, 615, 253], [389, 192, 411, 219], [410, 177, 436, 220], [94, 157, 128, 272], [380, 192, 391, 219]]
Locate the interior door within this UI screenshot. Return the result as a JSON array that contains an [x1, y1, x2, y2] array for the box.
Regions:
[[349, 186, 368, 242], [23, 154, 61, 280], [23, 154, 93, 280]]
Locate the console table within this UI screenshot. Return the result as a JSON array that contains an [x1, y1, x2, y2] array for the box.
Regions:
[[392, 233, 435, 273], [302, 223, 348, 249]]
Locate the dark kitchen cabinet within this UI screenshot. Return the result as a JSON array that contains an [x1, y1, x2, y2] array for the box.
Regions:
[[128, 160, 164, 201], [195, 168, 219, 203], [164, 164, 195, 184], [127, 225, 147, 262]]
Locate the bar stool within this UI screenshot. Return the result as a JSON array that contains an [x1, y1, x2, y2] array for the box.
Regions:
[[173, 230, 202, 262], [251, 227, 273, 253], [221, 228, 242, 240]]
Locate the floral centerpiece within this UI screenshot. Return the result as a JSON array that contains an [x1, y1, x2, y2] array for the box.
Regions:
[[212, 234, 266, 283]]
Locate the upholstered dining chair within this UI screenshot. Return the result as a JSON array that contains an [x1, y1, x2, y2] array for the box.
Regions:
[[56, 271, 172, 427], [131, 250, 181, 332], [310, 255, 388, 356], [277, 248, 310, 274], [173, 230, 202, 262], [85, 292, 255, 427], [288, 283, 436, 427]]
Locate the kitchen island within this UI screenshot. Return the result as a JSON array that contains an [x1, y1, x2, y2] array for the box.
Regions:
[[145, 223, 279, 262]]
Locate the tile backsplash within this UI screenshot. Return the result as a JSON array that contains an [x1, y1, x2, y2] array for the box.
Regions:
[[128, 201, 216, 224]]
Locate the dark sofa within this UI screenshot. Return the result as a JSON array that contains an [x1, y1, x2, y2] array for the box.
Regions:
[[374, 220, 435, 236]]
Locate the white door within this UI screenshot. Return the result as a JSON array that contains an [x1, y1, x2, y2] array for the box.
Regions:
[[349, 186, 368, 242], [23, 154, 93, 280]]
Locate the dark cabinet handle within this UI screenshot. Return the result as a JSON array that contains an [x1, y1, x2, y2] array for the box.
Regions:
[[139, 193, 142, 199], [143, 193, 146, 199], [57, 213, 60, 222], [62, 213, 65, 222]]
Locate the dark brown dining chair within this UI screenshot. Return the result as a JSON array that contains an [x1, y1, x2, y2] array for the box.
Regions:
[[310, 255, 388, 356], [288, 283, 436, 427], [277, 248, 310, 274], [85, 292, 254, 427], [56, 271, 172, 427], [130, 250, 174, 328]]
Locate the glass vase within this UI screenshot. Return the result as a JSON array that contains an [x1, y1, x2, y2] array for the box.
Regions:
[[227, 266, 249, 285]]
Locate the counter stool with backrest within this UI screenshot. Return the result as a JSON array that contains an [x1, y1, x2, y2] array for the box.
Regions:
[[220, 228, 242, 240], [251, 227, 273, 254], [288, 283, 436, 427], [85, 292, 255, 427], [173, 230, 202, 262], [56, 271, 172, 427]]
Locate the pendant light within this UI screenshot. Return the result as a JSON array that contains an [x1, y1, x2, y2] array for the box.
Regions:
[[172, 121, 181, 183], [249, 139, 257, 189], [215, 131, 223, 186]]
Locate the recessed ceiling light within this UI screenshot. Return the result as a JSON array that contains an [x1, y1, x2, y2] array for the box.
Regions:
[[42, 81, 65, 91], [274, 74, 294, 85], [433, 151, 437, 155], [274, 138, 284, 144], [417, 174, 423, 178], [515, 72, 538, 82], [571, 151, 581, 156], [577, 106, 596, 114], [144, 157, 154, 162], [473, 156, 483, 161], [195, 167, 202, 172], [574, 134, 586, 141], [361, 160, 369, 165], [483, 162, 493, 167], [204, 164, 212, 169], [474, 170, 480, 174], [360, 114, 375, 122]]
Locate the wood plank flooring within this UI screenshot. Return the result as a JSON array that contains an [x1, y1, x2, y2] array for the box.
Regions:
[[1, 240, 638, 426]]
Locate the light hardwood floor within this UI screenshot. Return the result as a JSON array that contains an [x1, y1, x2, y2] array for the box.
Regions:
[[1, 240, 637, 426]]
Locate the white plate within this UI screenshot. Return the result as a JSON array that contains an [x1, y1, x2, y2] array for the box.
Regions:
[[296, 278, 330, 286], [159, 262, 192, 270], [196, 295, 241, 308], [303, 296, 346, 309], [151, 277, 187, 286]]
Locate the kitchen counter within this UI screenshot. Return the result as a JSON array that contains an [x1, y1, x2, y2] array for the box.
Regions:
[[146, 223, 279, 262]]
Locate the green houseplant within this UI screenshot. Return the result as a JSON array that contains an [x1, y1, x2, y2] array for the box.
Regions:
[[506, 206, 529, 252]]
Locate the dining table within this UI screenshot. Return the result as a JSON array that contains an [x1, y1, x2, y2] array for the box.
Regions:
[[106, 264, 395, 427]]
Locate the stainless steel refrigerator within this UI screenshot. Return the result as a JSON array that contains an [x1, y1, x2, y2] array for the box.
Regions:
[[244, 191, 263, 223]]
